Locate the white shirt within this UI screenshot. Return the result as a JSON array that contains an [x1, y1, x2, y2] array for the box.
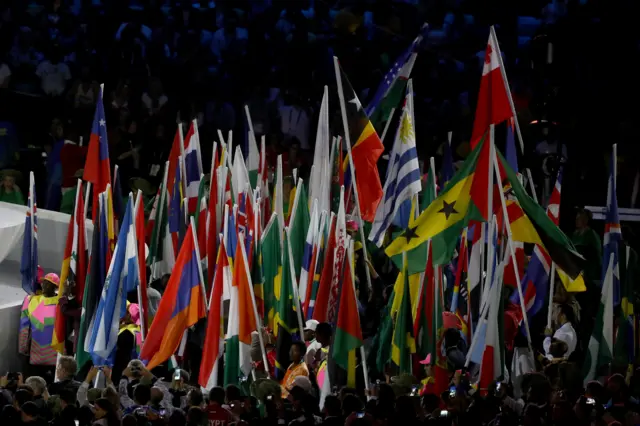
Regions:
[[36, 61, 71, 96], [543, 322, 577, 359], [304, 340, 322, 368]]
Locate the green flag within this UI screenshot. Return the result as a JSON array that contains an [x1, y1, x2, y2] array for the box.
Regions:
[[391, 258, 416, 374], [288, 179, 310, 276], [262, 214, 281, 329]]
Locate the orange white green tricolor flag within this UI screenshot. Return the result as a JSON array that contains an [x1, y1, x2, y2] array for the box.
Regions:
[[224, 231, 258, 386]]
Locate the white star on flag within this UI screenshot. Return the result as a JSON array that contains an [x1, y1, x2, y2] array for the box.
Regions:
[[349, 97, 362, 111]]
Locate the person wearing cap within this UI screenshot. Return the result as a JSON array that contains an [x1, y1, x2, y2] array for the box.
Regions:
[[0, 168, 24, 205], [303, 319, 320, 366], [18, 273, 60, 368], [418, 354, 436, 396]]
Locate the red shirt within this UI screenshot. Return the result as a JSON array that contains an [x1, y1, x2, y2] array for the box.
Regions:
[[205, 403, 234, 426], [60, 142, 88, 188]]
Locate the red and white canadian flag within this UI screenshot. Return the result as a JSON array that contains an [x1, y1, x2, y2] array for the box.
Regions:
[[470, 30, 513, 149]]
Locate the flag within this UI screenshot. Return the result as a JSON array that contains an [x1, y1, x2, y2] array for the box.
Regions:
[[470, 31, 513, 149], [414, 242, 435, 359], [87, 197, 139, 365], [335, 58, 385, 221], [288, 179, 310, 277], [511, 168, 563, 318], [112, 165, 125, 225], [167, 127, 183, 199], [247, 127, 260, 189], [603, 151, 622, 306], [20, 172, 38, 295], [306, 213, 330, 320], [584, 252, 615, 382], [77, 194, 109, 369], [497, 152, 584, 281], [54, 180, 88, 353], [169, 157, 184, 254], [134, 191, 149, 338], [206, 156, 220, 287], [183, 121, 204, 214], [309, 86, 331, 214], [274, 227, 300, 379], [252, 208, 265, 320], [224, 232, 258, 385], [199, 240, 227, 389], [333, 241, 363, 370], [195, 178, 208, 269], [385, 136, 489, 258], [478, 258, 504, 394], [274, 156, 285, 237], [370, 92, 421, 247], [391, 257, 416, 373], [614, 244, 638, 370], [441, 139, 455, 186], [148, 167, 176, 279], [145, 185, 161, 246], [505, 118, 518, 172], [262, 214, 282, 329], [367, 25, 425, 127], [299, 201, 319, 306], [104, 186, 116, 268], [327, 187, 347, 323], [83, 88, 112, 221], [313, 215, 337, 324], [140, 224, 206, 370]]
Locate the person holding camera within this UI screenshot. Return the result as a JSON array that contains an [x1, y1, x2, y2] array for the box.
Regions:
[[119, 360, 172, 418]]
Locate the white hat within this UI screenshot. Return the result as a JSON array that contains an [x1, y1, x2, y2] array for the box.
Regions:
[[304, 319, 319, 332]]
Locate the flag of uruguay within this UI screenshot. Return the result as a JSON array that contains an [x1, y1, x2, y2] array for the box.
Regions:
[[369, 99, 421, 247], [87, 197, 140, 365]]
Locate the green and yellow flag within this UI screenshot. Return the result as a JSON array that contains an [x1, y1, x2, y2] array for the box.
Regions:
[[385, 137, 487, 258], [391, 257, 416, 373]]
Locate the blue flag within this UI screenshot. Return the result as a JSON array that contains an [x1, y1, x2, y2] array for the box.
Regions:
[[20, 172, 38, 295]]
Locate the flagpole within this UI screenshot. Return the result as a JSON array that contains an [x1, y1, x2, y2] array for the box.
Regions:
[[491, 148, 535, 361], [547, 263, 557, 329], [189, 217, 209, 312], [134, 190, 147, 341], [239, 230, 271, 379], [84, 182, 92, 221], [333, 56, 373, 294], [379, 108, 396, 143], [285, 227, 306, 338], [489, 26, 538, 203]]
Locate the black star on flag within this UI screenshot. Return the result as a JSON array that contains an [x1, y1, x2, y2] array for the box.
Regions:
[[438, 200, 459, 220], [403, 226, 419, 243]]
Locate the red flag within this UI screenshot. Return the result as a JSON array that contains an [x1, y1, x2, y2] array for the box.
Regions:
[[135, 193, 149, 338], [312, 216, 337, 323], [83, 89, 111, 221], [470, 33, 513, 149]]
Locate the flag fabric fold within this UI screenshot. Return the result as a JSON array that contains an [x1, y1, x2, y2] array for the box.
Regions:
[[21, 172, 39, 295]]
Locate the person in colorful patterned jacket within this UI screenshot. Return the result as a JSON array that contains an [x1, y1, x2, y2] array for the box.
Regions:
[[19, 273, 60, 370]]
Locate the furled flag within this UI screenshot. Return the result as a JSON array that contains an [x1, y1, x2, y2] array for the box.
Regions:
[[299, 201, 319, 306], [246, 124, 260, 190], [112, 165, 125, 228], [391, 257, 416, 374], [199, 239, 228, 389], [169, 157, 184, 254], [195, 177, 208, 270], [87, 196, 139, 365], [584, 149, 620, 382], [312, 213, 337, 322], [370, 89, 421, 247], [505, 118, 518, 172], [77, 193, 108, 370], [470, 29, 513, 149], [148, 164, 176, 279], [478, 256, 505, 394], [54, 180, 88, 353], [140, 224, 206, 370], [83, 87, 112, 221], [366, 24, 426, 129], [183, 120, 204, 215], [274, 227, 301, 379], [274, 156, 285, 238], [327, 187, 347, 324], [333, 240, 363, 371], [167, 127, 184, 200], [309, 86, 331, 214], [21, 172, 39, 295], [145, 185, 161, 246], [306, 213, 330, 320], [206, 149, 221, 287], [288, 179, 310, 277], [224, 232, 258, 385], [335, 57, 385, 221], [134, 191, 149, 338]]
